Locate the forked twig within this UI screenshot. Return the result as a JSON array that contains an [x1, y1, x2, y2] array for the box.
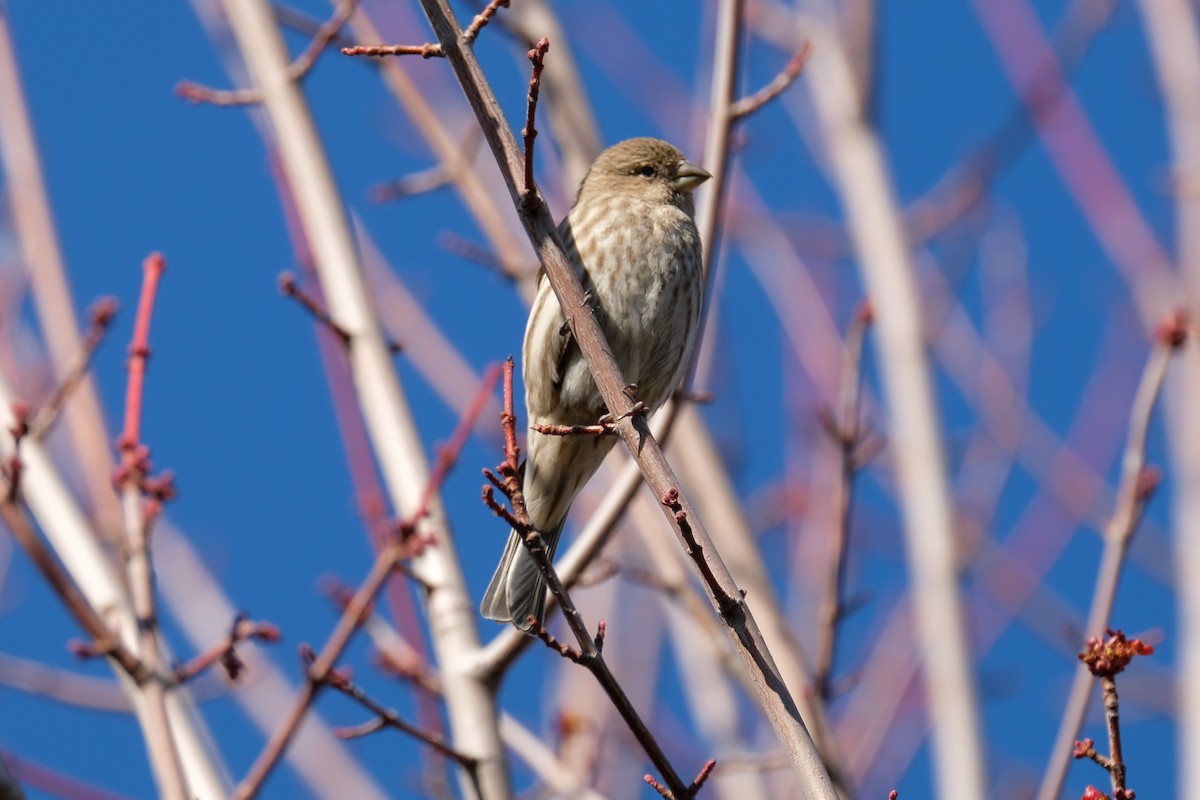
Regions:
[[178, 0, 361, 106]]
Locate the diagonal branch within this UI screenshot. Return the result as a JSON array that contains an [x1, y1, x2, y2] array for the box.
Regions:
[[413, 1, 835, 795], [178, 0, 361, 105]]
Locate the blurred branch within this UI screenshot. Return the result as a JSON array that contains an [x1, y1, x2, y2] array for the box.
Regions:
[[0, 653, 132, 713], [730, 44, 812, 120], [231, 364, 498, 798], [0, 372, 228, 798], [0, 11, 122, 535], [211, 3, 513, 794], [340, 4, 533, 285], [972, 0, 1175, 322], [0, 500, 147, 683], [178, 0, 360, 105], [1036, 312, 1186, 800], [2, 750, 129, 800], [278, 271, 403, 353], [28, 298, 117, 441], [174, 615, 282, 684], [369, 131, 479, 203], [804, 16, 985, 797], [1135, 3, 1200, 797], [813, 302, 874, 700], [326, 665, 476, 766]]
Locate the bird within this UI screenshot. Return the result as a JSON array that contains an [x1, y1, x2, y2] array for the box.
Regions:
[[481, 137, 711, 631]]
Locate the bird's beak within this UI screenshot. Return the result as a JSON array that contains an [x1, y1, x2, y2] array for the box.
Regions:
[[674, 160, 712, 193]]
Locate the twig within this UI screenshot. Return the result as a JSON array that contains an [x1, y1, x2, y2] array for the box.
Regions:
[[370, 131, 479, 203], [730, 43, 813, 120], [462, 0, 512, 44], [279, 271, 350, 343], [521, 38, 549, 203], [813, 301, 874, 699], [0, 501, 147, 682], [274, 4, 358, 52], [279, 271, 403, 352], [326, 667, 477, 767], [1036, 310, 1186, 800], [178, 0, 361, 106], [531, 421, 616, 437], [29, 298, 118, 440], [416, 0, 834, 792], [174, 615, 282, 684], [645, 759, 717, 800], [231, 368, 498, 799], [482, 359, 697, 799], [339, 0, 510, 60], [113, 252, 188, 800], [341, 43, 443, 58], [808, 14, 986, 795], [233, 551, 400, 800], [1072, 630, 1154, 799], [436, 232, 530, 281]]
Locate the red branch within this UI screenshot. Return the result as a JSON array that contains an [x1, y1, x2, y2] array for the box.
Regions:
[[521, 38, 550, 203], [119, 253, 164, 461]]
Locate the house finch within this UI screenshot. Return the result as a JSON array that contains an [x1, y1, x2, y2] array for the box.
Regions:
[[481, 137, 711, 630]]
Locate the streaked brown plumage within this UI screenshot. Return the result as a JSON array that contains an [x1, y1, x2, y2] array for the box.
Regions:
[[481, 137, 710, 630]]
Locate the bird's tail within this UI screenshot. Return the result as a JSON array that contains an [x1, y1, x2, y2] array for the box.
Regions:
[[481, 430, 616, 630], [479, 515, 567, 631]]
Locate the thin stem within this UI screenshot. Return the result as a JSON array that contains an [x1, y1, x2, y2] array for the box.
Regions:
[[330, 673, 477, 767], [29, 298, 118, 440], [730, 44, 813, 119], [233, 547, 401, 800], [521, 38, 549, 202], [814, 303, 872, 699], [1101, 676, 1126, 795], [179, 0, 362, 105], [116, 252, 187, 800], [232, 366, 497, 798], [0, 502, 147, 682], [1036, 313, 1185, 800]]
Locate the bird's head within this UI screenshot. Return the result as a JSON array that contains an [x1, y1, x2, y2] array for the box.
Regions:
[[576, 137, 711, 211]]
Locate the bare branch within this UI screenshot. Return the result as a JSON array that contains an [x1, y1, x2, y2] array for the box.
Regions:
[[231, 367, 498, 799], [1037, 311, 1186, 800], [730, 43, 813, 120], [28, 298, 118, 440], [521, 38, 550, 202], [178, 0, 361, 106]]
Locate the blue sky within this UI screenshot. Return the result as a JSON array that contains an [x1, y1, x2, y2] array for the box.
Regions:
[[0, 1, 1183, 798]]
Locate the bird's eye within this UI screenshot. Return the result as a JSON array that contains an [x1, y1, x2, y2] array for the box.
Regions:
[[635, 165, 657, 177]]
